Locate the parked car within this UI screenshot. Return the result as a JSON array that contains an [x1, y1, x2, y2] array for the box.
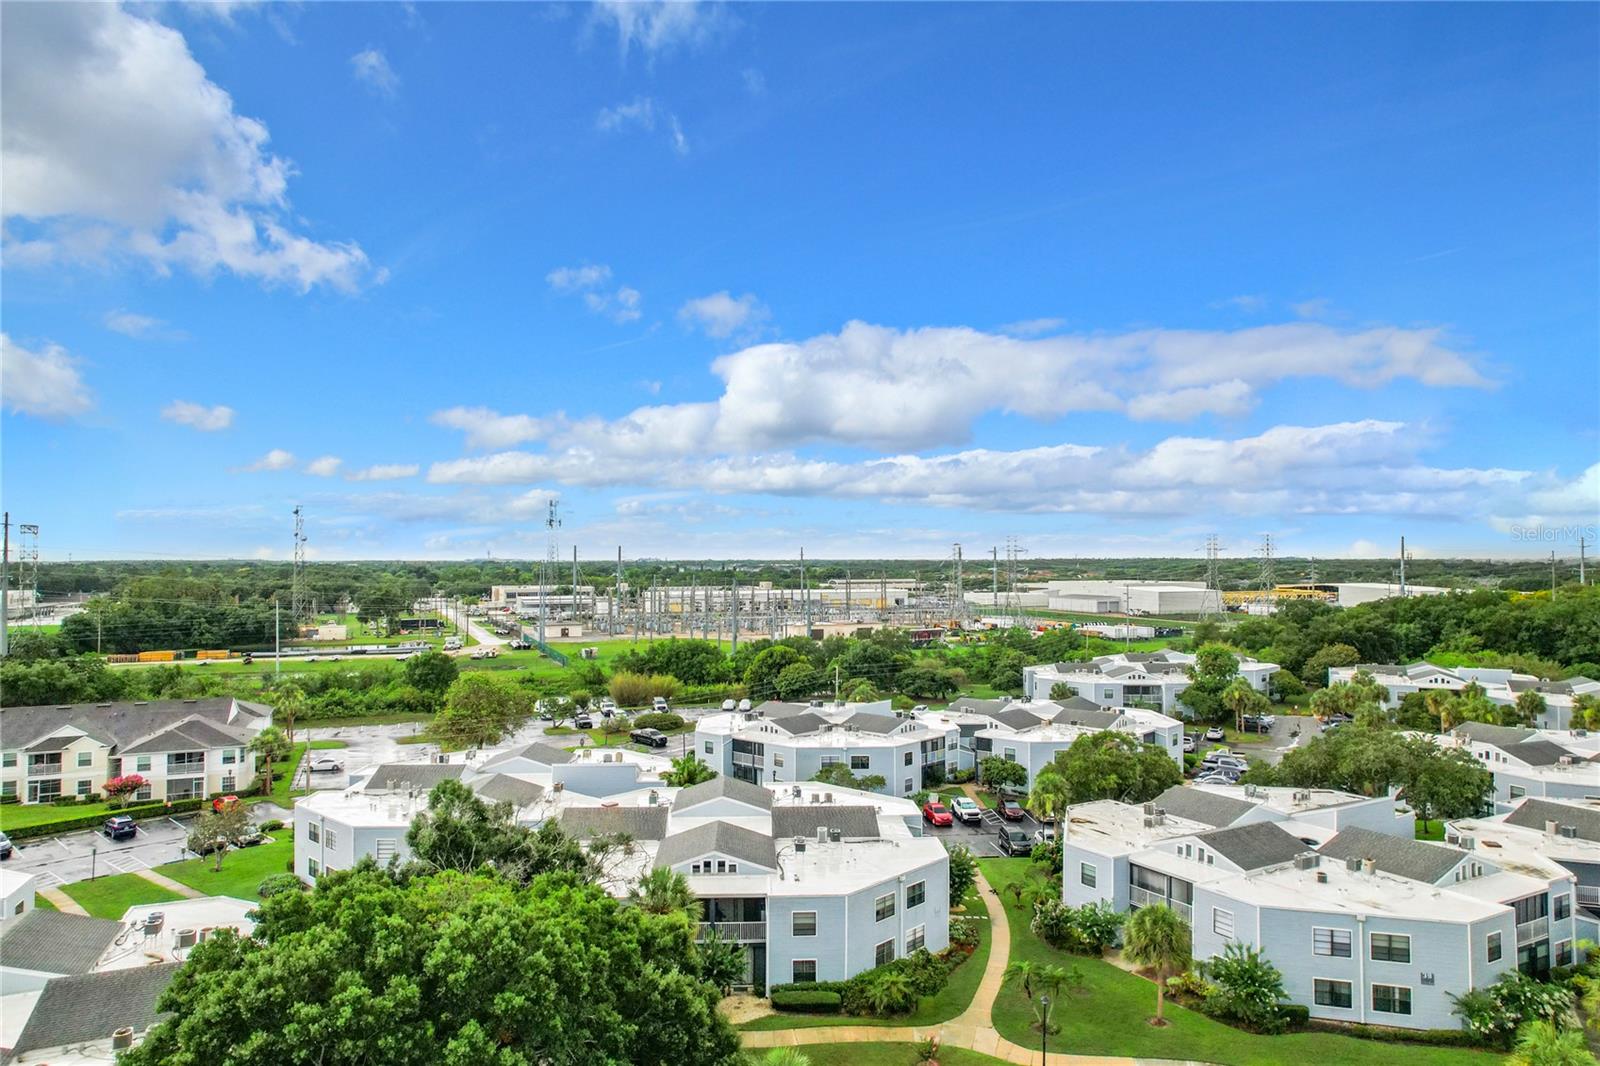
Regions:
[[0, 831, 12, 860], [1203, 725, 1226, 742], [631, 727, 669, 748], [1034, 826, 1058, 845], [998, 825, 1033, 855], [1241, 713, 1277, 734], [574, 714, 595, 730], [921, 801, 953, 827], [998, 799, 1026, 822], [238, 828, 267, 848], [1200, 756, 1248, 776], [950, 797, 983, 824], [103, 815, 137, 841], [1182, 734, 1197, 753], [652, 697, 670, 712], [309, 757, 345, 773], [1194, 770, 1241, 785]]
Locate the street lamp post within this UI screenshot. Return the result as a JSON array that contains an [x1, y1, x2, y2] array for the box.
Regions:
[[1039, 993, 1051, 1065]]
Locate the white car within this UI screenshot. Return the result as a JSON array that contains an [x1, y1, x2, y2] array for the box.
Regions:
[[950, 797, 983, 824], [309, 757, 345, 773]]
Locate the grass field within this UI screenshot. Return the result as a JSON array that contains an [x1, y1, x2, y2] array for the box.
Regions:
[[1417, 818, 1446, 841], [62, 872, 186, 919], [34, 893, 57, 911], [162, 835, 293, 898], [978, 857, 1503, 1066], [782, 1046, 1013, 1066], [0, 798, 123, 831], [739, 886, 993, 1032]]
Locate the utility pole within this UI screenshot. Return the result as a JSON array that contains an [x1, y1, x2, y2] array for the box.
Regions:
[[801, 548, 811, 637], [731, 572, 740, 653], [992, 546, 999, 611], [1581, 536, 1588, 586], [1552, 550, 1558, 597], [0, 511, 9, 659], [1399, 536, 1407, 599], [274, 599, 281, 677]]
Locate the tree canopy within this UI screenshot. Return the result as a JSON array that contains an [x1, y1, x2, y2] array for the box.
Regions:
[[1046, 731, 1183, 805]]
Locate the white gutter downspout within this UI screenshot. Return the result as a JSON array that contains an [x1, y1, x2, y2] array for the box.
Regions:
[[1356, 914, 1367, 1024]]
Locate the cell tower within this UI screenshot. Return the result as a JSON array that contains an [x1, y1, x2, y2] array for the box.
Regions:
[[951, 543, 968, 625], [1257, 534, 1276, 593], [291, 506, 307, 622], [17, 524, 39, 624], [536, 500, 560, 647]]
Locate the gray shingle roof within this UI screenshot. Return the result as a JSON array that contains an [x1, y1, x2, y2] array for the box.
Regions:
[[1, 698, 265, 755], [993, 707, 1048, 731], [755, 701, 815, 719], [120, 717, 251, 755], [558, 804, 670, 840], [470, 773, 546, 807], [1504, 798, 1600, 842], [1051, 706, 1123, 729], [946, 697, 1010, 719], [1318, 827, 1465, 884], [0, 910, 123, 975], [362, 762, 466, 792], [480, 742, 573, 771], [771, 805, 881, 840], [1509, 739, 1576, 767], [8, 962, 180, 1056], [1453, 721, 1537, 748], [1052, 695, 1107, 713], [842, 712, 902, 735], [654, 820, 777, 871], [672, 775, 773, 812], [771, 712, 828, 736], [1197, 821, 1309, 871], [1148, 785, 1258, 828]]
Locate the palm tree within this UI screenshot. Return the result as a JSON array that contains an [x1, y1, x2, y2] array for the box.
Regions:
[[1220, 677, 1257, 735], [863, 971, 916, 1015], [1004, 959, 1037, 1000], [761, 1051, 813, 1066], [1123, 905, 1191, 1025], [1028, 766, 1071, 823], [628, 867, 700, 921], [1036, 963, 1084, 999], [1509, 1020, 1592, 1066], [248, 726, 290, 797]]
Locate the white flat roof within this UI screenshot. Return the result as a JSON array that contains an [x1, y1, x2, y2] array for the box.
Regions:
[[1448, 817, 1596, 879], [1062, 800, 1211, 855], [1192, 783, 1386, 815], [96, 897, 257, 972], [1207, 860, 1506, 923]]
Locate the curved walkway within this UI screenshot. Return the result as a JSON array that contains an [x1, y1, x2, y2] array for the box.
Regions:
[[740, 871, 1144, 1065]]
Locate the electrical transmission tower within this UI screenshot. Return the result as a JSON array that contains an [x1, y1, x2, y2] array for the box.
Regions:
[[951, 543, 968, 626], [17, 524, 39, 624], [1001, 536, 1027, 627], [291, 506, 308, 623], [1204, 533, 1223, 617], [536, 500, 561, 647], [1257, 534, 1276, 593]]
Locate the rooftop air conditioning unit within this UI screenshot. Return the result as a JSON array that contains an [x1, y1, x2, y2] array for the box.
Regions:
[[175, 928, 198, 948], [828, 828, 842, 843], [1346, 857, 1362, 872], [794, 836, 806, 853], [553, 781, 564, 792], [824, 793, 834, 803], [1143, 816, 1156, 828], [1295, 854, 1320, 870], [1143, 802, 1156, 815], [1547, 820, 1561, 835], [1560, 756, 1576, 766], [648, 790, 659, 805], [817, 826, 828, 843], [112, 1027, 136, 1050], [434, 754, 449, 764], [1560, 825, 1579, 838], [1316, 871, 1328, 883], [1460, 836, 1476, 850], [791, 786, 802, 798], [1361, 858, 1377, 876]]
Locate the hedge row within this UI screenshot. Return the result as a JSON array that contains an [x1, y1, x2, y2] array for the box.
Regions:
[[768, 990, 842, 1013], [3, 796, 213, 840], [1303, 1020, 1482, 1047]]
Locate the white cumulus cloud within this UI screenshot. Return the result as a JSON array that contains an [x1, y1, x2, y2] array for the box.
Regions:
[[161, 400, 235, 431], [103, 310, 163, 337], [0, 333, 93, 418], [241, 448, 296, 472], [546, 262, 642, 323], [593, 0, 722, 57], [346, 463, 421, 481], [1, 3, 371, 291], [305, 455, 343, 477], [430, 406, 549, 450], [678, 291, 769, 340]]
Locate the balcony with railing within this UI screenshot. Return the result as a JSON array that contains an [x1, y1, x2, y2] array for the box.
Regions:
[[698, 921, 767, 943], [1129, 885, 1193, 923], [26, 754, 63, 776], [1577, 886, 1600, 909], [167, 752, 207, 773], [1517, 916, 1550, 946]]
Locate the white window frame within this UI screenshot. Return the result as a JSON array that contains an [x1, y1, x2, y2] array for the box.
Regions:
[[1313, 927, 1352, 957], [1371, 983, 1412, 1016], [792, 959, 817, 983], [1212, 907, 1234, 939], [1313, 977, 1354, 1009], [1080, 862, 1097, 888], [1509, 785, 1526, 799], [792, 911, 817, 937], [308, 822, 321, 843], [324, 827, 338, 849], [307, 857, 320, 877], [875, 892, 896, 922], [1487, 930, 1502, 963], [136, 756, 152, 773], [1370, 932, 1411, 963], [704, 741, 713, 755], [874, 938, 895, 967], [906, 880, 926, 909], [906, 924, 926, 954], [850, 755, 871, 771], [76, 779, 93, 796], [76, 751, 93, 768]]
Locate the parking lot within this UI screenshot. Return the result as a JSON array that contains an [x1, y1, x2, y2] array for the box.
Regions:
[[923, 799, 1049, 858], [4, 814, 198, 890]]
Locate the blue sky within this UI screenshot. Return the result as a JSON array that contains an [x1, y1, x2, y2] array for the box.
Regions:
[[2, 1, 1596, 562]]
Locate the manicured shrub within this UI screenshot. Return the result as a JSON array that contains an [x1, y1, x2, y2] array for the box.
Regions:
[[770, 989, 842, 1013], [1280, 1004, 1310, 1029], [257, 873, 304, 898], [632, 712, 685, 732], [258, 819, 284, 832]]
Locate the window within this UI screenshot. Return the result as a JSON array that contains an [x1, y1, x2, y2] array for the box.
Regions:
[[27, 780, 61, 803], [1080, 862, 1097, 888], [135, 785, 151, 801], [76, 751, 93, 767], [875, 938, 895, 967], [906, 925, 926, 953], [1556, 894, 1572, 921], [0, 781, 15, 798], [1003, 747, 1017, 762], [850, 755, 871, 771], [704, 741, 713, 755], [792, 960, 817, 983], [220, 775, 235, 792], [76, 779, 92, 796], [1488, 931, 1503, 963], [1370, 933, 1411, 963], [375, 839, 398, 863], [1314, 979, 1353, 1009], [307, 858, 320, 877], [1212, 908, 1235, 939], [1509, 785, 1527, 799], [904, 751, 913, 766], [1, 753, 14, 768], [136, 756, 151, 773], [308, 822, 321, 843], [1314, 928, 1352, 957], [875, 892, 896, 922], [1372, 985, 1412, 1016], [792, 911, 817, 937], [222, 749, 236, 765], [904, 778, 914, 794], [906, 880, 926, 909], [324, 827, 338, 849], [1557, 940, 1574, 967], [774, 753, 784, 767]]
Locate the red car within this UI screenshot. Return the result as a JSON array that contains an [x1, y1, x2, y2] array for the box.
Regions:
[[998, 799, 1026, 822], [921, 801, 953, 827]]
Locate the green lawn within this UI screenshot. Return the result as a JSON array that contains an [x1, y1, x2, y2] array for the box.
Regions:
[[305, 713, 435, 729], [63, 872, 185, 919], [161, 835, 293, 899], [268, 743, 309, 807], [937, 787, 996, 810], [1417, 818, 1446, 841], [1, 798, 121, 831], [978, 858, 1503, 1066], [308, 739, 349, 750], [783, 1046, 1012, 1066], [740, 887, 992, 1031], [33, 893, 57, 911]]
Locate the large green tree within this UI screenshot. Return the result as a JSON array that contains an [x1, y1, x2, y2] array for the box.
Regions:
[[121, 864, 742, 1066], [431, 674, 533, 748], [403, 650, 460, 694], [1179, 644, 1239, 723], [405, 780, 592, 884], [1048, 731, 1183, 805]]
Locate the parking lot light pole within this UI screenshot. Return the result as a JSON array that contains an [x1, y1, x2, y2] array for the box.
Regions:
[[90, 846, 97, 882], [1040, 993, 1051, 1065]]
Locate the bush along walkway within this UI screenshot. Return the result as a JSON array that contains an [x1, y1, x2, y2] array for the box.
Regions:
[[740, 871, 1144, 1065]]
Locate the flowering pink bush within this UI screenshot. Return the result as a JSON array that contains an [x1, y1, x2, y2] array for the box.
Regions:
[[103, 774, 148, 806]]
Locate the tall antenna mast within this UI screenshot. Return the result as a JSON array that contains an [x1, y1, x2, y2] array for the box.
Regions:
[[291, 506, 307, 623], [1581, 536, 1589, 586], [537, 499, 560, 647], [17, 525, 39, 625], [992, 546, 999, 611], [1257, 534, 1275, 594], [952, 543, 966, 627], [1399, 536, 1407, 599], [800, 548, 811, 636]]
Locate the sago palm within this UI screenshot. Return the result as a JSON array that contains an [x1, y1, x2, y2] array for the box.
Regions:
[[628, 867, 699, 920]]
